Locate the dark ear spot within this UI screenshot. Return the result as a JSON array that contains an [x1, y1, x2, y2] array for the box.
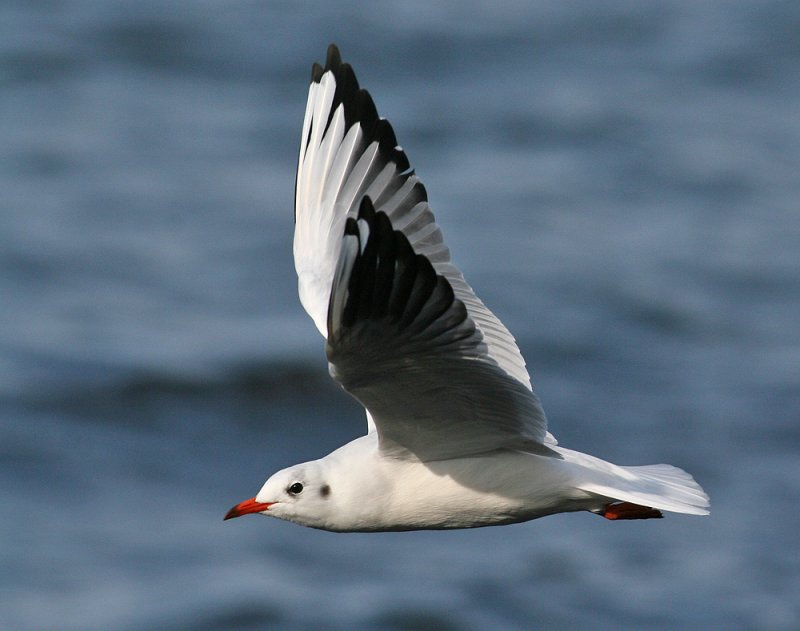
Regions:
[[320, 484, 331, 498]]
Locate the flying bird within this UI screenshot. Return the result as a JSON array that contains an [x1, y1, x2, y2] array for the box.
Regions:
[[225, 44, 709, 531]]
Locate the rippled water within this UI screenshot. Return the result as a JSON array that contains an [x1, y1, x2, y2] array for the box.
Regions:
[[2, 1, 799, 629]]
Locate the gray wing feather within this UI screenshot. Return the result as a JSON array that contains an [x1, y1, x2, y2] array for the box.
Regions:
[[326, 198, 556, 462]]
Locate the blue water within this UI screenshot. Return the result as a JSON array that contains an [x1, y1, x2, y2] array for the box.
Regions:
[[2, 1, 799, 629]]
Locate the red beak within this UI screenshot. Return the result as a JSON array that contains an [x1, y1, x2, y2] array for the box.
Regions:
[[224, 497, 274, 521]]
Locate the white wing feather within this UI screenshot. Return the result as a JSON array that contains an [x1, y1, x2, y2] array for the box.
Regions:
[[294, 46, 559, 446], [294, 45, 533, 392]]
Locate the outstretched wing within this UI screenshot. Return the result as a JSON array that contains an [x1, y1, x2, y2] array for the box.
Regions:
[[326, 199, 556, 462], [294, 44, 534, 393]]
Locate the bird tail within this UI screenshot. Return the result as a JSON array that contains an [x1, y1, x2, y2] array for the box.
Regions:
[[561, 448, 710, 516]]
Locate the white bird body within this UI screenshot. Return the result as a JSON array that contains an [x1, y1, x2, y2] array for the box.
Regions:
[[225, 45, 709, 531], [249, 434, 707, 532], [253, 434, 579, 532]]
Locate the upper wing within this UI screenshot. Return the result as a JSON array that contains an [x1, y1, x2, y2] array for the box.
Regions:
[[294, 44, 533, 392], [326, 199, 556, 461]]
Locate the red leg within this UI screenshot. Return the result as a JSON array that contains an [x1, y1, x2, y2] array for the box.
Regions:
[[601, 502, 663, 520]]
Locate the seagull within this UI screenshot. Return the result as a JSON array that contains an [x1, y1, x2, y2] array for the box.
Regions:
[[224, 44, 710, 531]]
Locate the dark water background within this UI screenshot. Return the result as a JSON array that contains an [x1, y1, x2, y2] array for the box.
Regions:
[[2, 1, 799, 629]]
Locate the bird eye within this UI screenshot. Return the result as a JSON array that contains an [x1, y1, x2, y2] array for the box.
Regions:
[[287, 482, 304, 495]]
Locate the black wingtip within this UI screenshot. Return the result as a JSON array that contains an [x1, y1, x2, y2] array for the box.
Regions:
[[343, 216, 359, 236], [375, 120, 410, 173], [307, 44, 413, 178], [354, 89, 379, 133], [326, 43, 342, 70], [311, 44, 343, 83], [310, 61, 323, 83], [358, 196, 376, 222]]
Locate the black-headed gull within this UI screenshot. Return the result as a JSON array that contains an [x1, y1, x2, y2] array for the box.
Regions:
[[225, 45, 709, 531]]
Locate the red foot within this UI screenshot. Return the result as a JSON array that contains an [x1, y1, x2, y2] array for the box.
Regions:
[[601, 502, 663, 520]]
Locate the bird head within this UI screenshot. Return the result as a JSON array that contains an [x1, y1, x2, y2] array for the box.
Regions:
[[224, 461, 335, 529]]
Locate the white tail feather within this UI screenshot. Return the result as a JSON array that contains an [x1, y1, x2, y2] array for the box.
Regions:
[[561, 448, 710, 516]]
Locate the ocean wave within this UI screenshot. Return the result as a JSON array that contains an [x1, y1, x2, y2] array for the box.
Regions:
[[11, 359, 341, 417]]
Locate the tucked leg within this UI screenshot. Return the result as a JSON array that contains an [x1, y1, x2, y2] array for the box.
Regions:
[[601, 502, 663, 520]]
